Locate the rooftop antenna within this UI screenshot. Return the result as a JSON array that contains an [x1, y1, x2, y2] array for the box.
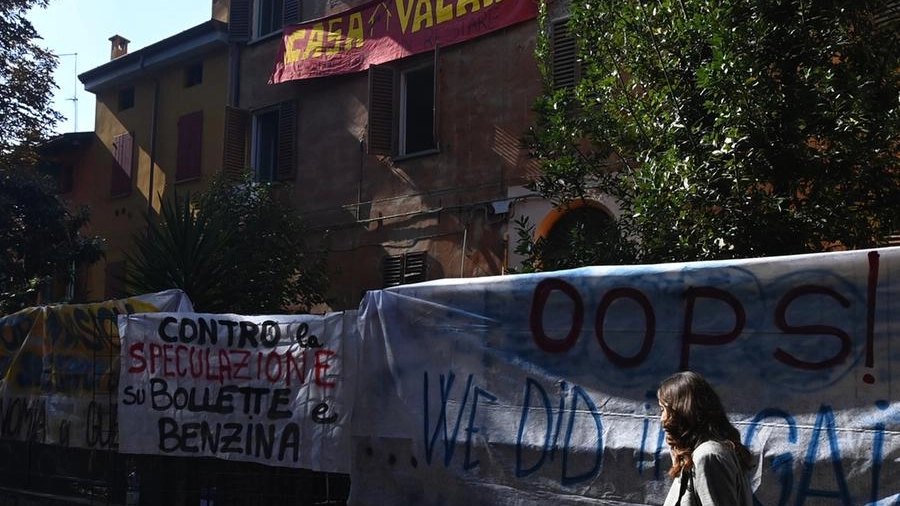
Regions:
[[57, 52, 78, 132]]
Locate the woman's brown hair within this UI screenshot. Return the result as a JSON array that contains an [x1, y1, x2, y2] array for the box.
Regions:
[[658, 371, 754, 478]]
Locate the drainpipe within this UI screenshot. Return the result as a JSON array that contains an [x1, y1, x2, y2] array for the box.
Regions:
[[146, 79, 159, 236]]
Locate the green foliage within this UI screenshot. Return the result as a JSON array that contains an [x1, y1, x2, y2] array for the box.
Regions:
[[0, 167, 104, 315], [526, 0, 900, 268], [125, 174, 329, 314], [1, 0, 61, 168]]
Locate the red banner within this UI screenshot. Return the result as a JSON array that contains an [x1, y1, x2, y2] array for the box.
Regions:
[[270, 0, 538, 83]]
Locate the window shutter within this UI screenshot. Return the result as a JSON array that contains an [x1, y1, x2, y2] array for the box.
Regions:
[[229, 0, 251, 41], [110, 132, 133, 197], [551, 18, 578, 90], [223, 106, 249, 181], [176, 111, 204, 182], [383, 255, 404, 287], [874, 0, 900, 28], [276, 100, 297, 181], [383, 252, 428, 287], [284, 0, 301, 25], [368, 64, 395, 155], [403, 251, 427, 284]]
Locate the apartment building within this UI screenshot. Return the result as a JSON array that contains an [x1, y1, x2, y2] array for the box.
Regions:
[[53, 0, 560, 312]]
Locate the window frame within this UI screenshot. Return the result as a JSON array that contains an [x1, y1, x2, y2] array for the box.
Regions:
[[368, 48, 440, 158], [250, 101, 296, 182]]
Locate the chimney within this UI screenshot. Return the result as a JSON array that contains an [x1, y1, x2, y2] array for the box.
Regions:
[[109, 35, 130, 60], [212, 0, 230, 22]]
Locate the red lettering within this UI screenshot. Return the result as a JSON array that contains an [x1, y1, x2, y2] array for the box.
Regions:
[[127, 342, 146, 373], [595, 288, 655, 368], [681, 286, 745, 370], [773, 285, 851, 370], [530, 278, 584, 353], [315, 350, 337, 387]]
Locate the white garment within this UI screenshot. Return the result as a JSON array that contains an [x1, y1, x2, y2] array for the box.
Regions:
[[662, 440, 753, 506]]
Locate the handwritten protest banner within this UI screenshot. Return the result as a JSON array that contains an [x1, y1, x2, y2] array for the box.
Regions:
[[0, 290, 193, 450], [117, 311, 357, 473], [352, 248, 899, 505]]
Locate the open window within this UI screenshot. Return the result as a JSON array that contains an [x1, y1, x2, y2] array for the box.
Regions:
[[250, 101, 296, 182], [229, 0, 301, 40], [368, 48, 440, 157]]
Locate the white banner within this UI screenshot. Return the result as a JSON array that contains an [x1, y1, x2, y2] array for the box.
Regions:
[[118, 311, 357, 473], [352, 248, 900, 505]]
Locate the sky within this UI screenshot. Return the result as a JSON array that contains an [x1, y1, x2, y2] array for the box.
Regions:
[[27, 0, 213, 135]]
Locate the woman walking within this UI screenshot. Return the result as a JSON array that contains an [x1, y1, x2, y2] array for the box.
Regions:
[[658, 371, 754, 506]]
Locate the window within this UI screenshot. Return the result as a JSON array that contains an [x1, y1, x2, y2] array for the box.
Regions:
[[176, 111, 203, 182], [551, 17, 579, 90], [118, 87, 135, 111], [251, 101, 296, 182], [110, 132, 133, 197], [257, 0, 284, 36], [185, 62, 203, 87], [383, 251, 427, 287], [228, 0, 300, 40], [368, 50, 439, 157]]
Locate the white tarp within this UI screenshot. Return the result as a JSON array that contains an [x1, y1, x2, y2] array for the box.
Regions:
[[352, 248, 899, 505], [117, 311, 357, 473]]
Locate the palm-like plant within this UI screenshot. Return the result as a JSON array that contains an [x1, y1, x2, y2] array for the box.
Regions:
[[124, 191, 234, 312]]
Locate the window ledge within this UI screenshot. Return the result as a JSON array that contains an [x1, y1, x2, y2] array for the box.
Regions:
[[247, 31, 283, 46], [393, 147, 440, 162]]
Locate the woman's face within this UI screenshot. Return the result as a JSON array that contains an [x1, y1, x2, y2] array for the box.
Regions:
[[659, 401, 671, 427]]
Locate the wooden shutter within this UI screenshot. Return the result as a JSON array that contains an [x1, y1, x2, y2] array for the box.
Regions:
[[276, 100, 297, 181], [229, 0, 251, 41], [368, 64, 395, 155], [223, 106, 249, 181], [110, 132, 133, 197], [284, 0, 300, 25], [551, 18, 578, 90], [403, 251, 427, 284], [383, 252, 428, 287], [383, 255, 404, 287], [874, 0, 900, 28], [176, 110, 204, 181]]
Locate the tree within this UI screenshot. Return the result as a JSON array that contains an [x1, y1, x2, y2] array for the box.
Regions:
[[0, 167, 105, 314], [0, 0, 103, 315], [125, 174, 330, 314], [525, 0, 900, 268], [1, 0, 62, 168]]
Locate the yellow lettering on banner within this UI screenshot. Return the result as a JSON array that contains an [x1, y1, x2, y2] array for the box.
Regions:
[[396, 0, 415, 34], [412, 0, 435, 32], [327, 18, 343, 55], [435, 0, 453, 24], [284, 30, 308, 64], [346, 12, 365, 50], [457, 0, 481, 15], [302, 23, 325, 59]]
